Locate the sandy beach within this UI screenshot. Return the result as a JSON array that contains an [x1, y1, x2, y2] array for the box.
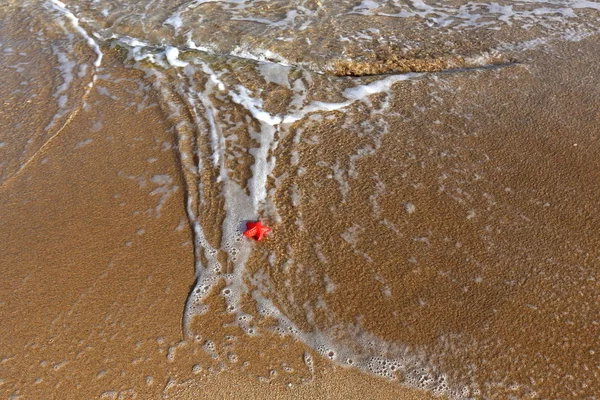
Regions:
[[2, 1, 600, 398]]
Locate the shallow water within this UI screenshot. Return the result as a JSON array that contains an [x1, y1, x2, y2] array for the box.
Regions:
[[2, 0, 600, 398]]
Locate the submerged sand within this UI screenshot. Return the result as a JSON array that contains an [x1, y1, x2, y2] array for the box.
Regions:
[[1, 3, 600, 399]]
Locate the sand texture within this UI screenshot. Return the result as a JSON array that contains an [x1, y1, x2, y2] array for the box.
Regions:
[[1, 1, 600, 399]]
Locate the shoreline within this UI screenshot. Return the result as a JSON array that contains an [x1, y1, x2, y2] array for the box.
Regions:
[[1, 7, 599, 398]]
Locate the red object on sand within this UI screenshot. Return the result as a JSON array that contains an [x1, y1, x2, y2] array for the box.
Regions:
[[243, 221, 272, 241]]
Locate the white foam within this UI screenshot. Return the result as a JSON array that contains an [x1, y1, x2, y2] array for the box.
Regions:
[[165, 46, 189, 68], [164, 15, 183, 30], [231, 46, 290, 66], [49, 0, 103, 68], [404, 202, 416, 214], [40, 0, 104, 142], [45, 44, 76, 131], [74, 138, 93, 149], [343, 73, 420, 100], [229, 86, 283, 126], [258, 62, 291, 88], [350, 0, 600, 29]]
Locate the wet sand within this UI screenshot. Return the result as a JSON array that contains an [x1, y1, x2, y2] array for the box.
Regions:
[[241, 34, 600, 398], [0, 50, 434, 399], [1, 5, 600, 398]]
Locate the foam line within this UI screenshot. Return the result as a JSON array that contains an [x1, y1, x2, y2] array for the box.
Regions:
[[48, 0, 103, 68]]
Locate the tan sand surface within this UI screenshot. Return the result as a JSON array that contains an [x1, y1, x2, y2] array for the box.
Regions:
[[0, 50, 433, 400], [1, 4, 599, 398]]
